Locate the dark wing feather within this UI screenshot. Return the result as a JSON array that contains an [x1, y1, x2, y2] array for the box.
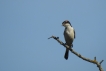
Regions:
[[74, 29, 76, 38]]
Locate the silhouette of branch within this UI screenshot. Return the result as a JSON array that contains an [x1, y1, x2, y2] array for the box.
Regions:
[[48, 35, 104, 71]]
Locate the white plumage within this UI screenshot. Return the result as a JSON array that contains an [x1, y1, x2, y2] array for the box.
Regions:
[[62, 20, 75, 60]]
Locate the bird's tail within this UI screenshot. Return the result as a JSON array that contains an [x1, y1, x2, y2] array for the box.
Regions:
[[64, 48, 69, 60]]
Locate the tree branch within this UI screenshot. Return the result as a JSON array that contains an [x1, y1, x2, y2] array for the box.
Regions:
[[48, 35, 104, 71]]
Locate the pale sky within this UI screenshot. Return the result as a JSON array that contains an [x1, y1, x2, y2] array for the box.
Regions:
[[0, 0, 106, 71]]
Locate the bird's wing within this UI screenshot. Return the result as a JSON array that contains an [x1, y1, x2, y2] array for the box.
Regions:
[[73, 29, 76, 39]]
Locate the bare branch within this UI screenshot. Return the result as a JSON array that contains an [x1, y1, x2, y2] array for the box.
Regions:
[[49, 35, 104, 71]]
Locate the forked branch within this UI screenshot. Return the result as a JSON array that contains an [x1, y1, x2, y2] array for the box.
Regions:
[[48, 35, 104, 71]]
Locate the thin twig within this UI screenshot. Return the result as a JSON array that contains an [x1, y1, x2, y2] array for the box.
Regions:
[[100, 60, 104, 65]]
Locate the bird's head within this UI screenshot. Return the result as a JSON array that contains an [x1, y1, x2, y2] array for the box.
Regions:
[[62, 20, 72, 27]]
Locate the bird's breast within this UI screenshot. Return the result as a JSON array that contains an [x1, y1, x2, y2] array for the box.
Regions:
[[65, 29, 74, 40], [64, 26, 75, 46]]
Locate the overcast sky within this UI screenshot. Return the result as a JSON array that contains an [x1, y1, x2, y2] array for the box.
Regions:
[[0, 0, 106, 71]]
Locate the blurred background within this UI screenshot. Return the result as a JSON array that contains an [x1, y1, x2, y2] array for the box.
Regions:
[[0, 0, 106, 71]]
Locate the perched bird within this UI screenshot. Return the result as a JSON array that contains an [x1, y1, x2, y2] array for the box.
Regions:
[[62, 20, 75, 60]]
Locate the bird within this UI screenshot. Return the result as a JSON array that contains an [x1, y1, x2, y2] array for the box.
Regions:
[[62, 20, 76, 60]]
